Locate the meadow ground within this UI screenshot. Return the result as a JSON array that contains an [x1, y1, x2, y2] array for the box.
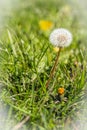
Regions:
[[0, 0, 87, 130]]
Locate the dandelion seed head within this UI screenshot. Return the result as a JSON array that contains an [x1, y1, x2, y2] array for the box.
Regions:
[[49, 28, 72, 47]]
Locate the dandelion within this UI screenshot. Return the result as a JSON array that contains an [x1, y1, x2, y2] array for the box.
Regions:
[[58, 87, 65, 95], [46, 28, 72, 88], [49, 28, 72, 47], [39, 20, 53, 31]]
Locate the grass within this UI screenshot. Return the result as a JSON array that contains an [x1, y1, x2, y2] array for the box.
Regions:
[[0, 0, 87, 130]]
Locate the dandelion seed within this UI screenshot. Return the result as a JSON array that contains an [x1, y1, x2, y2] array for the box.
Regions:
[[49, 28, 72, 47], [46, 28, 73, 88], [39, 20, 53, 31], [58, 87, 65, 95]]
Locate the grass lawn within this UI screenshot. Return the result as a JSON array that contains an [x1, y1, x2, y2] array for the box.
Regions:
[[0, 0, 87, 130]]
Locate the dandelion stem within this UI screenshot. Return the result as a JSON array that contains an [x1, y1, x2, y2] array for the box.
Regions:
[[46, 47, 61, 88]]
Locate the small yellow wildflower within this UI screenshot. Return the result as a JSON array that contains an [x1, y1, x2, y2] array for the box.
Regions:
[[63, 5, 71, 12], [53, 47, 60, 52], [61, 5, 71, 15], [74, 61, 78, 67], [39, 20, 53, 31], [58, 87, 65, 95]]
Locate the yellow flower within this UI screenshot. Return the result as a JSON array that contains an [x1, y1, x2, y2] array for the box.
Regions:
[[63, 5, 71, 12], [53, 47, 60, 52], [74, 61, 78, 67], [60, 5, 71, 15], [39, 20, 53, 31], [58, 87, 65, 95]]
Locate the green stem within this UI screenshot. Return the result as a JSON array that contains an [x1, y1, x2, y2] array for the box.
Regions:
[[46, 47, 61, 88]]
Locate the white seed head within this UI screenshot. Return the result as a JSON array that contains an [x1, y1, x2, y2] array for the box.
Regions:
[[49, 28, 72, 47]]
